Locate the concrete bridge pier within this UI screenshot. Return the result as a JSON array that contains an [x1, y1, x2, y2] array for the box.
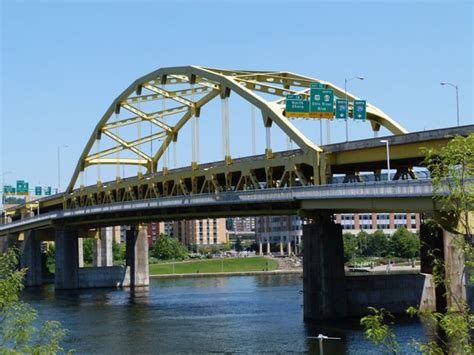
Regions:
[[303, 216, 347, 320], [125, 225, 149, 287], [258, 242, 263, 256], [93, 227, 113, 267], [420, 217, 473, 312], [20, 230, 42, 287], [55, 229, 79, 290]]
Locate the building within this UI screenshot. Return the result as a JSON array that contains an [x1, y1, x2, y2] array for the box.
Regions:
[[255, 212, 421, 255], [230, 217, 255, 232], [335, 212, 421, 235], [170, 218, 228, 250], [255, 215, 304, 255]]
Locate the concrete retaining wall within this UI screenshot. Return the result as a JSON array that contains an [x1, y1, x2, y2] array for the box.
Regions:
[[346, 273, 436, 316], [78, 266, 130, 288]]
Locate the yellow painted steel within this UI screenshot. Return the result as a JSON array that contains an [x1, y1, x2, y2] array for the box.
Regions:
[[65, 66, 408, 194]]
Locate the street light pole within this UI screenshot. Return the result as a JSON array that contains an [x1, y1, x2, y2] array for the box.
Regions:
[[344, 76, 364, 142], [380, 140, 391, 181], [1, 171, 13, 224], [57, 145, 68, 193], [440, 82, 459, 126]]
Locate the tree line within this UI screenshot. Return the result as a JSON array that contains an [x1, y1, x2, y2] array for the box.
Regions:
[[343, 227, 420, 262]]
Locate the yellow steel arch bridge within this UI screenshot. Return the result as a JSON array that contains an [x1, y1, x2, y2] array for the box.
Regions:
[[58, 66, 413, 211]]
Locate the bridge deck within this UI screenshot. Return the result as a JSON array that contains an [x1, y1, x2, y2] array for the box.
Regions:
[[0, 179, 437, 235]]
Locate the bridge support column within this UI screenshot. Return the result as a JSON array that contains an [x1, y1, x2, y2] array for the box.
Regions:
[[303, 217, 347, 320], [78, 238, 84, 268], [287, 241, 292, 256], [125, 225, 149, 287], [93, 227, 113, 267], [259, 242, 263, 256], [279, 242, 283, 255], [266, 241, 270, 255], [55, 229, 79, 290], [20, 230, 42, 287], [420, 220, 470, 312]]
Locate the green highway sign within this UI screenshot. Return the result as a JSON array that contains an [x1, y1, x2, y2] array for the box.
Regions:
[[35, 186, 42, 195], [309, 84, 334, 119], [285, 94, 310, 118], [16, 180, 29, 195], [44, 186, 52, 196], [335, 99, 348, 119], [353, 100, 367, 120], [3, 185, 15, 194]]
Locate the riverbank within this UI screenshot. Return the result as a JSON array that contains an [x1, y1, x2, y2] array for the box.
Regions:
[[150, 269, 302, 278], [149, 256, 279, 275]]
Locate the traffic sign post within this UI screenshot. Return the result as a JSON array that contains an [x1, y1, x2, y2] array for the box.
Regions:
[[16, 180, 29, 195], [3, 185, 16, 194], [353, 100, 367, 121], [335, 99, 348, 120], [285, 95, 310, 118], [309, 84, 334, 119]]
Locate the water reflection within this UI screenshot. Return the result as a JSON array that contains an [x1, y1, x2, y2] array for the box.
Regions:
[[23, 274, 424, 354]]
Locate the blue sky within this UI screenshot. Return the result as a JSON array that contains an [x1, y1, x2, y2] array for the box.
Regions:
[[1, 0, 472, 191]]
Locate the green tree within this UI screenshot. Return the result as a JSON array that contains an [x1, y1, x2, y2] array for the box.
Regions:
[[356, 230, 370, 256], [221, 241, 231, 251], [112, 240, 126, 264], [234, 237, 243, 252], [151, 234, 188, 260], [362, 133, 474, 353], [389, 227, 420, 258], [0, 249, 70, 353], [82, 238, 94, 265], [366, 230, 389, 257], [343, 232, 358, 262]]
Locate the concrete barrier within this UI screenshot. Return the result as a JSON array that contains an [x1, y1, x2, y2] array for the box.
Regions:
[[78, 266, 128, 288], [346, 273, 436, 316]]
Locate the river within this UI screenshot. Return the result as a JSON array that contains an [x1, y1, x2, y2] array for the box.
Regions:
[[23, 274, 425, 354]]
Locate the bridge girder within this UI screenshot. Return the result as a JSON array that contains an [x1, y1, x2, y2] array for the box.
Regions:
[[66, 66, 407, 194]]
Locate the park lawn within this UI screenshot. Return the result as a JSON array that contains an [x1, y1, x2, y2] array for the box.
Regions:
[[149, 256, 278, 275]]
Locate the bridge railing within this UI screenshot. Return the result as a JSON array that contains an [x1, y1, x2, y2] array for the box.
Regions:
[[0, 179, 436, 232]]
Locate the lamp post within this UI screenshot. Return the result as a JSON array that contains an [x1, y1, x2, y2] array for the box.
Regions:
[[57, 145, 68, 193], [344, 76, 364, 142], [440, 82, 459, 127], [380, 140, 391, 181], [1, 171, 13, 224]]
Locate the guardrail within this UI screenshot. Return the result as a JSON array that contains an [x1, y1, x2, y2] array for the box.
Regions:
[[0, 179, 434, 233]]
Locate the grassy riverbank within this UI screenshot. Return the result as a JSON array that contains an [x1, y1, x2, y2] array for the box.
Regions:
[[149, 256, 278, 275]]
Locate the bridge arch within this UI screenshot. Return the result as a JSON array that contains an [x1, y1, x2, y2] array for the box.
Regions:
[[66, 66, 407, 193]]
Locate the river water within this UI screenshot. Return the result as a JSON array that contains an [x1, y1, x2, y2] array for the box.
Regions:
[[23, 274, 425, 354]]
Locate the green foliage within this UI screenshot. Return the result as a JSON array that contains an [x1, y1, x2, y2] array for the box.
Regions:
[[82, 238, 94, 265], [151, 234, 188, 260], [343, 233, 358, 262], [45, 245, 55, 274], [112, 240, 126, 264], [389, 227, 420, 258], [0, 249, 24, 310], [407, 306, 474, 354], [366, 230, 389, 257], [221, 242, 231, 252], [360, 307, 400, 354], [0, 249, 70, 353], [363, 134, 474, 354], [234, 237, 243, 252], [423, 133, 473, 238]]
